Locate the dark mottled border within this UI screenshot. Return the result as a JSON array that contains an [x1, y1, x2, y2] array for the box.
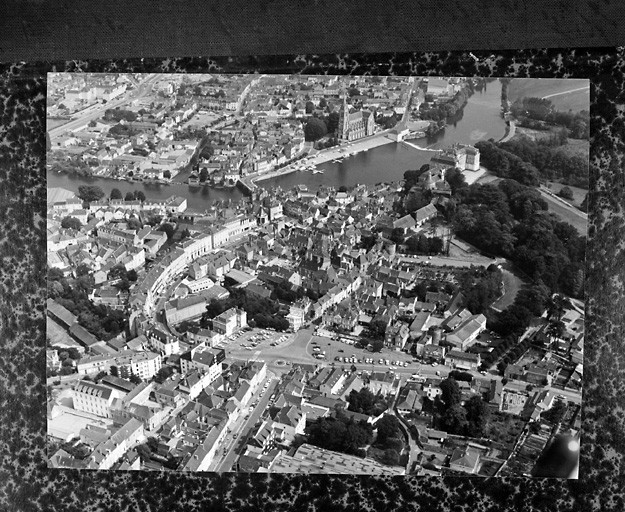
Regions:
[[1, 49, 623, 511]]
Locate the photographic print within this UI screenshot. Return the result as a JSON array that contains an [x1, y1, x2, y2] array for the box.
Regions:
[[46, 72, 588, 477]]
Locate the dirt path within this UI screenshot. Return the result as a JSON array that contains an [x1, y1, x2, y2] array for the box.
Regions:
[[542, 86, 590, 99]]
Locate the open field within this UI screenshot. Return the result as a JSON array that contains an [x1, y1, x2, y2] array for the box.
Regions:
[[553, 138, 590, 159], [539, 188, 588, 235], [544, 181, 588, 208], [512, 127, 590, 159], [508, 79, 589, 112]]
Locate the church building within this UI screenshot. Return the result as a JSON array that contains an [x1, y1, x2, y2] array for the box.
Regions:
[[338, 94, 375, 142]]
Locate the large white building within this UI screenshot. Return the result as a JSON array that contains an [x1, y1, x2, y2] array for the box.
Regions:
[[76, 350, 162, 380], [212, 307, 247, 336], [73, 380, 125, 418]]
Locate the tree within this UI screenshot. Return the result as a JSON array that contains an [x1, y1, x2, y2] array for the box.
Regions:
[[542, 400, 567, 424], [125, 191, 136, 201], [135, 191, 146, 202], [110, 188, 123, 200], [380, 449, 400, 466], [128, 374, 142, 385], [439, 378, 461, 408], [127, 217, 142, 231], [77, 185, 105, 203], [163, 170, 172, 179], [347, 388, 377, 415], [60, 216, 82, 230], [327, 112, 340, 134], [442, 404, 468, 434], [445, 167, 467, 193], [159, 223, 176, 239], [199, 168, 209, 182], [367, 319, 387, 340], [558, 186, 574, 200], [370, 339, 385, 352], [154, 366, 174, 384], [304, 117, 328, 142], [389, 228, 405, 245], [94, 370, 108, 382], [448, 370, 473, 382], [464, 396, 490, 437], [375, 414, 402, 445], [305, 101, 315, 114]]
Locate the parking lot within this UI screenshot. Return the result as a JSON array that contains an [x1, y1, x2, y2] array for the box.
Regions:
[[306, 332, 423, 373], [218, 327, 294, 357]]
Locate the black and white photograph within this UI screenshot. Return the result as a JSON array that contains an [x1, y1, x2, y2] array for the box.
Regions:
[[46, 73, 588, 477]]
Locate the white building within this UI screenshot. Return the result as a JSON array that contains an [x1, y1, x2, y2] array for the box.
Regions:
[[212, 307, 247, 336], [73, 380, 124, 418]]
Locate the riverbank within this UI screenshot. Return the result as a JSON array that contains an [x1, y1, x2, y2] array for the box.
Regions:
[[498, 119, 516, 143], [253, 131, 396, 184]]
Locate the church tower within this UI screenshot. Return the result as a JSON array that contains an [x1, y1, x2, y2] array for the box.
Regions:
[[339, 90, 350, 141]]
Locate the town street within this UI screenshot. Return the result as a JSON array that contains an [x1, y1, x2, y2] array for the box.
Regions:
[[211, 374, 279, 472], [48, 74, 160, 139]]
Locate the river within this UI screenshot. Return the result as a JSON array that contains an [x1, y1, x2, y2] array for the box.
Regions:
[[47, 172, 245, 212], [47, 78, 507, 208], [258, 79, 507, 191]]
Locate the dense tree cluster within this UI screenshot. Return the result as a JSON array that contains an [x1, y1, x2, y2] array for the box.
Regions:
[[541, 399, 567, 424], [449, 180, 584, 299], [157, 223, 176, 240], [473, 140, 540, 186], [104, 108, 138, 122], [558, 186, 574, 200], [305, 413, 373, 456], [405, 234, 445, 255], [124, 190, 146, 202], [303, 117, 328, 141], [347, 387, 391, 416], [201, 288, 289, 331], [77, 185, 105, 203], [49, 153, 94, 176], [110, 188, 123, 200], [419, 85, 474, 123], [403, 166, 430, 192], [109, 123, 141, 138], [365, 319, 388, 341], [457, 265, 503, 314], [448, 370, 474, 382], [374, 415, 402, 445], [48, 268, 127, 341], [477, 138, 588, 188], [437, 377, 490, 436], [445, 167, 468, 194], [376, 112, 400, 130], [108, 264, 138, 292], [510, 97, 589, 139], [60, 216, 82, 230], [369, 415, 404, 465], [269, 280, 304, 304]]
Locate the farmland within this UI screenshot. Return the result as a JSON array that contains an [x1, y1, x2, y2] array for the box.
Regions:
[[508, 78, 589, 112]]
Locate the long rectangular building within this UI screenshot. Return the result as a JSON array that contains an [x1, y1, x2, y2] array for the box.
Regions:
[[270, 444, 405, 475]]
